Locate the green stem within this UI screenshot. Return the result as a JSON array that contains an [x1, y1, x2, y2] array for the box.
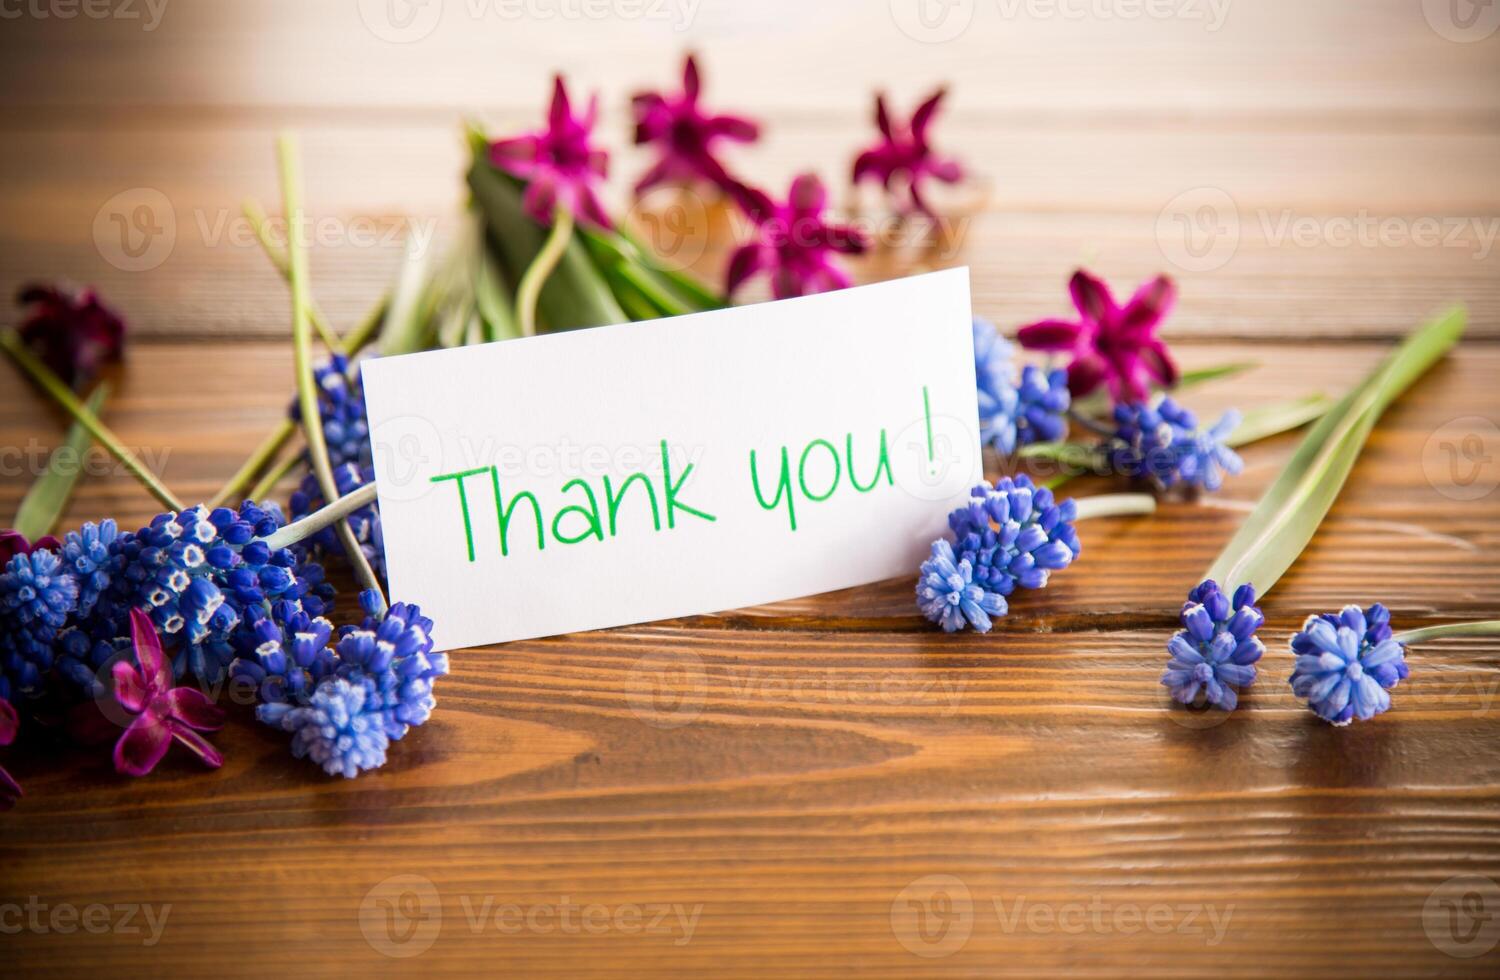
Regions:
[[1072, 493, 1157, 521], [514, 208, 574, 336], [262, 482, 378, 552], [242, 197, 341, 350], [13, 384, 110, 539], [208, 295, 386, 508], [278, 133, 387, 614], [1, 331, 184, 511], [1392, 621, 1500, 646], [248, 446, 306, 503]]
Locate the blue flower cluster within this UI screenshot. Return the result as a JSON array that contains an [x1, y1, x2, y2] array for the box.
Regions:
[[1161, 580, 1265, 711], [288, 463, 385, 580], [1107, 397, 1242, 492], [239, 591, 448, 778], [917, 475, 1082, 633], [1, 548, 80, 701], [1289, 604, 1408, 725], [289, 355, 371, 471], [973, 317, 1070, 455]]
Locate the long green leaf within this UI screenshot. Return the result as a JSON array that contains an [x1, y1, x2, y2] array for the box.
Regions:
[[13, 384, 110, 540], [1204, 307, 1465, 595], [1226, 394, 1333, 448]]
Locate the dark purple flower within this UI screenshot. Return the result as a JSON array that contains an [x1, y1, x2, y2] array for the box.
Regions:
[[111, 608, 224, 776], [851, 88, 963, 218], [1017, 269, 1180, 404], [16, 283, 126, 390], [726, 175, 868, 300], [632, 54, 760, 195], [0, 529, 61, 567], [0, 697, 21, 809], [489, 75, 611, 229]]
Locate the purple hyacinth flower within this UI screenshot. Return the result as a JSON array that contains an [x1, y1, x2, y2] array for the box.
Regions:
[[1018, 269, 1180, 404], [851, 88, 964, 218], [916, 539, 1007, 633], [15, 283, 126, 390], [489, 75, 611, 229], [1289, 603, 1409, 725], [632, 54, 760, 195], [1162, 580, 1265, 711], [726, 174, 868, 300], [1109, 397, 1242, 492]]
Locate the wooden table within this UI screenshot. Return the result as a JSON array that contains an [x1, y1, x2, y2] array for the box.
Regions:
[[3, 3, 1498, 976]]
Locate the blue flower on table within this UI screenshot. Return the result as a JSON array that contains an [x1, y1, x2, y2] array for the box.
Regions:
[[1289, 603, 1409, 725], [1108, 397, 1242, 492], [1162, 579, 1265, 711], [916, 539, 1007, 633]]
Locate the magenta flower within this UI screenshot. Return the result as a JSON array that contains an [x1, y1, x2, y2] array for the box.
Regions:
[[0, 697, 21, 810], [1017, 270, 1180, 403], [489, 75, 611, 229], [726, 175, 868, 300], [632, 54, 760, 195], [851, 88, 963, 218], [16, 283, 126, 390], [111, 608, 224, 777], [0, 529, 61, 566]]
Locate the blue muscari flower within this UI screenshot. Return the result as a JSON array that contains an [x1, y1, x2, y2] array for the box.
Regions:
[[289, 355, 371, 471], [1162, 580, 1265, 711], [0, 547, 79, 700], [229, 602, 338, 705], [1289, 603, 1409, 726], [1108, 397, 1242, 492], [332, 591, 448, 739], [917, 539, 1006, 633], [973, 317, 1070, 454], [54, 628, 131, 699], [257, 677, 389, 778], [948, 475, 1081, 597], [101, 502, 332, 685], [288, 463, 384, 580], [59, 519, 120, 618]]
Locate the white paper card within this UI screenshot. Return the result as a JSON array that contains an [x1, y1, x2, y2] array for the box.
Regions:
[[361, 267, 981, 650]]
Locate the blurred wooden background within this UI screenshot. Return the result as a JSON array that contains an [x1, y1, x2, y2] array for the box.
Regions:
[[2, 1, 1498, 976]]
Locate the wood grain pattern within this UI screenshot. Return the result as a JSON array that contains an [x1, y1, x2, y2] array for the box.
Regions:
[[2, 3, 1499, 977]]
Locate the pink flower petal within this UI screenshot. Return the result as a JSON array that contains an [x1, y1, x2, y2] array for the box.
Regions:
[[725, 243, 766, 296], [1120, 275, 1176, 335], [547, 75, 571, 129], [874, 93, 893, 140], [1067, 353, 1110, 397], [1017, 318, 1083, 351], [168, 723, 223, 770], [111, 660, 149, 713], [0, 697, 17, 746], [1068, 269, 1117, 325], [911, 87, 947, 142], [682, 54, 701, 101], [113, 713, 171, 777], [1140, 340, 1180, 387], [787, 173, 828, 216], [128, 607, 171, 693], [705, 115, 758, 142], [166, 687, 226, 731]]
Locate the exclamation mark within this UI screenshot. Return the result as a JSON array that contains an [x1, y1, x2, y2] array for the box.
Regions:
[[922, 385, 936, 475]]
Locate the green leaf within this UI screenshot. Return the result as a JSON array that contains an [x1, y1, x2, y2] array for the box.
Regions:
[[1179, 361, 1257, 388], [1392, 620, 1500, 646], [13, 384, 110, 540], [465, 150, 625, 331], [1226, 394, 1333, 448], [474, 243, 519, 341], [1203, 307, 1466, 596]]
